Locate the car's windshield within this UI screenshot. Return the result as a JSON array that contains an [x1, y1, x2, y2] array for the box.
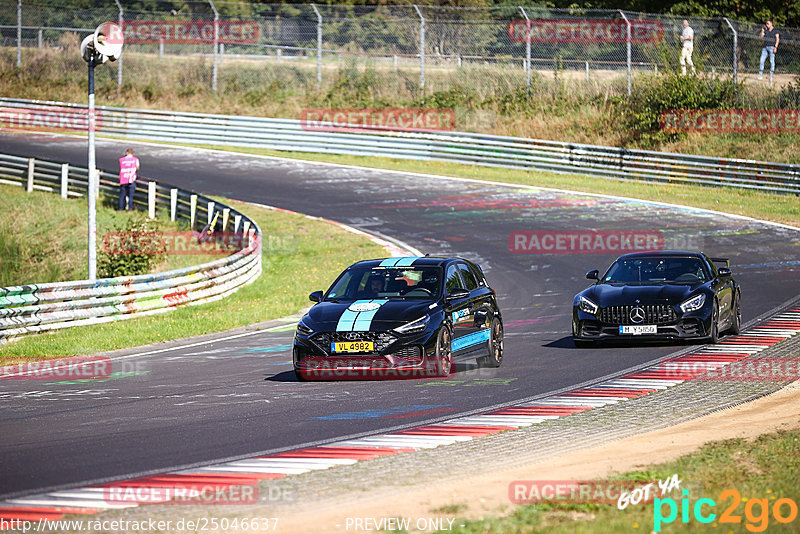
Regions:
[[602, 256, 709, 284], [325, 266, 442, 300]]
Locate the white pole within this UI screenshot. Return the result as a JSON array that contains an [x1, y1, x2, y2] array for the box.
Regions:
[[87, 56, 98, 281], [519, 7, 531, 94], [413, 5, 425, 92], [207, 201, 215, 224], [311, 4, 322, 88], [17, 0, 21, 68], [234, 214, 241, 233], [61, 163, 69, 198], [190, 194, 197, 227], [618, 10, 632, 96], [148, 181, 156, 219], [170, 188, 178, 221], [26, 158, 34, 192]]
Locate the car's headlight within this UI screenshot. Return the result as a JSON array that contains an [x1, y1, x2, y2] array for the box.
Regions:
[[578, 296, 599, 315], [680, 294, 706, 313], [394, 315, 430, 334], [296, 318, 314, 336]]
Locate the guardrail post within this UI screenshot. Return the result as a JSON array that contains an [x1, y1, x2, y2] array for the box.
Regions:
[[159, 38, 164, 60], [413, 5, 425, 94], [148, 181, 156, 219], [619, 10, 632, 96], [170, 188, 177, 221], [190, 194, 197, 227], [27, 158, 34, 192], [61, 163, 69, 198], [234, 214, 241, 233], [207, 201, 215, 224], [519, 7, 531, 96], [243, 220, 251, 238], [37, 28, 42, 49], [311, 4, 323, 89], [222, 208, 230, 231], [586, 61, 590, 81]]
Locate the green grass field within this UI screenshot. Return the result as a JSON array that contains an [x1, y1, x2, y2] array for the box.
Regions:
[[0, 191, 386, 364], [446, 428, 800, 533]]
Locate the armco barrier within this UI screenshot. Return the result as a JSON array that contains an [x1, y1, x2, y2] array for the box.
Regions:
[[1, 97, 799, 194], [0, 152, 262, 344]]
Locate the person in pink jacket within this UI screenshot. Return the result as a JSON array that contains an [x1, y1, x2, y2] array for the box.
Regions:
[[118, 148, 140, 211]]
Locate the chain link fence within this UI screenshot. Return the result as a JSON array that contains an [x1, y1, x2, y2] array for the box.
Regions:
[[1, 1, 799, 99]]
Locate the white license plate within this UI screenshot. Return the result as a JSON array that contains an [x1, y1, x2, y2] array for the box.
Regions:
[[619, 325, 657, 335]]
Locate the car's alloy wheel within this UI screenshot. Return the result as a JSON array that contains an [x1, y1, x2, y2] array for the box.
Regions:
[[434, 326, 453, 377], [479, 318, 504, 367]]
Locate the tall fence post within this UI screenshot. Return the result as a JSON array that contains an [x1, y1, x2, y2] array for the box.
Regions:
[[413, 5, 425, 93], [114, 0, 123, 87], [61, 163, 69, 198], [619, 10, 632, 96], [208, 0, 219, 92], [27, 158, 34, 192], [16, 0, 22, 68], [723, 18, 738, 104], [311, 4, 322, 89], [207, 201, 215, 224], [519, 7, 531, 96]]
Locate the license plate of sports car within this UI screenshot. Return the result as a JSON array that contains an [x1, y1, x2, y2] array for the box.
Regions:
[[331, 341, 375, 352], [619, 325, 657, 335]]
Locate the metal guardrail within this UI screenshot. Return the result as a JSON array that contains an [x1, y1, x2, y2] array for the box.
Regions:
[[0, 152, 262, 344], [1, 97, 798, 195]]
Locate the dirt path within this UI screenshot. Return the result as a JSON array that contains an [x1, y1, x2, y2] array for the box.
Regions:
[[277, 380, 800, 533]]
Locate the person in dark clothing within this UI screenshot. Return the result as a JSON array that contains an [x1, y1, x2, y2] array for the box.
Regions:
[[759, 19, 780, 80]]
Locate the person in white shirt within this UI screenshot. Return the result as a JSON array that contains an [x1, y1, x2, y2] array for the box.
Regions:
[[679, 19, 695, 75]]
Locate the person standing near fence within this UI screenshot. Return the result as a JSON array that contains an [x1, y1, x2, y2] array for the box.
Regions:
[[679, 20, 696, 75], [118, 148, 139, 211], [759, 19, 780, 80]]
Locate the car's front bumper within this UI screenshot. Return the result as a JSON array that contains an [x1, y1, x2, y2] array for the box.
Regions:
[[572, 308, 713, 342]]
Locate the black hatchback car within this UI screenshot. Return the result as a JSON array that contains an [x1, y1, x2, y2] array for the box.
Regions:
[[572, 251, 741, 346], [293, 257, 503, 380]]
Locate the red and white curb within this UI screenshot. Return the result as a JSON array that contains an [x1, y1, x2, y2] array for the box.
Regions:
[[2, 306, 799, 525]]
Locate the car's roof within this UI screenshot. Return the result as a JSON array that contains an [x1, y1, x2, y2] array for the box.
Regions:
[[615, 250, 707, 260], [348, 256, 467, 268]]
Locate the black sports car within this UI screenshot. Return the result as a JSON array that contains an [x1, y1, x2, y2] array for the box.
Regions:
[[572, 251, 741, 346], [293, 256, 503, 380]]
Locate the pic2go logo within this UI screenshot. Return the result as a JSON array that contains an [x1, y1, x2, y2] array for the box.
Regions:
[[654, 489, 799, 532]]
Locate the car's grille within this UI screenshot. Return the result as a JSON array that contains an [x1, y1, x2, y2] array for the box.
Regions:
[[599, 305, 676, 325], [311, 331, 397, 354]]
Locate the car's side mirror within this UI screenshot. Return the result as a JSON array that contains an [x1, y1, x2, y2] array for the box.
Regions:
[[717, 267, 732, 277], [309, 290, 323, 303], [586, 269, 599, 280], [446, 288, 470, 301]]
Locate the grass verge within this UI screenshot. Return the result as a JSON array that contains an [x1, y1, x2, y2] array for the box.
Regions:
[[0, 183, 198, 286], [163, 143, 800, 228], [0, 197, 386, 363], [445, 427, 800, 533]]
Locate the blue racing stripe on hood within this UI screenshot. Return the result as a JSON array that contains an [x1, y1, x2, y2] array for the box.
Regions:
[[336, 300, 388, 331], [379, 257, 421, 267]]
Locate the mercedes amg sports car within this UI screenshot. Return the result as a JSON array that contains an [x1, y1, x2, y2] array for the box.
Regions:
[[293, 257, 503, 380], [572, 251, 741, 346]]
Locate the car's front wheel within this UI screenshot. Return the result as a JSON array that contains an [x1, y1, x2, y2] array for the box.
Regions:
[[478, 317, 503, 368], [726, 291, 742, 335], [433, 326, 454, 377]]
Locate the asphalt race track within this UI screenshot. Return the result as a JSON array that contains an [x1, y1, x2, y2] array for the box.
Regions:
[[1, 133, 799, 499]]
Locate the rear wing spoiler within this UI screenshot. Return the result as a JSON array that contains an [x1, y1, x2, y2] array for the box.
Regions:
[[711, 257, 730, 267]]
